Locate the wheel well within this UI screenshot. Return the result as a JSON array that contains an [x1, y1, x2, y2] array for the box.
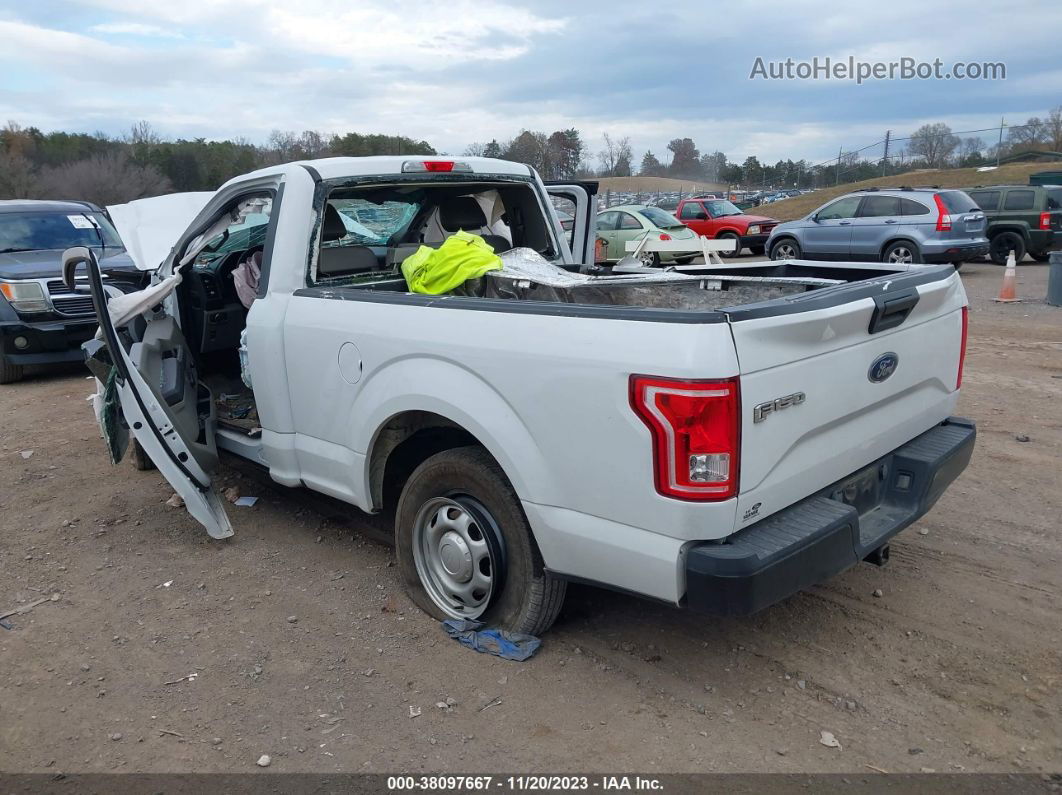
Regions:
[[881, 237, 919, 256], [368, 411, 483, 515], [988, 226, 1027, 241], [770, 235, 798, 250]]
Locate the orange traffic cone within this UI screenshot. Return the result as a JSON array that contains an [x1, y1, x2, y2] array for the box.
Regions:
[[994, 251, 1020, 302]]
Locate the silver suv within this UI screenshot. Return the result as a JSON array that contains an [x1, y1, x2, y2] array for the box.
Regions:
[[766, 187, 989, 265]]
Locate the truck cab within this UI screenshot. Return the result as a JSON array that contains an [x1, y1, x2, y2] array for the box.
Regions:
[[674, 197, 778, 257]]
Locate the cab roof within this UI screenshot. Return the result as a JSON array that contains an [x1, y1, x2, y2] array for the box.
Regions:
[[224, 156, 534, 187], [0, 199, 102, 214]]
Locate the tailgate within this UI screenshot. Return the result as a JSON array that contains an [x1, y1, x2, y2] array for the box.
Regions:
[[726, 267, 967, 531]]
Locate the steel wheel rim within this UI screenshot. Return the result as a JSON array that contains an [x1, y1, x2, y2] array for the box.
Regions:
[[412, 496, 501, 619], [888, 246, 913, 263]]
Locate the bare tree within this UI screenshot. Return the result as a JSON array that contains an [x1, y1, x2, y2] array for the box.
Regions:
[[0, 152, 36, 198], [1007, 117, 1048, 150], [463, 142, 487, 156], [126, 120, 162, 147], [907, 123, 960, 168], [35, 151, 172, 205], [598, 133, 632, 177], [1044, 106, 1062, 152]]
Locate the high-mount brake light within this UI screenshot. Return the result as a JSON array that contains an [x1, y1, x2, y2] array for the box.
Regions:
[[629, 376, 740, 501], [401, 160, 473, 173]]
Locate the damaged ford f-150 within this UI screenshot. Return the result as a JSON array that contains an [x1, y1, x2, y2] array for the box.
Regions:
[[63, 155, 975, 635]]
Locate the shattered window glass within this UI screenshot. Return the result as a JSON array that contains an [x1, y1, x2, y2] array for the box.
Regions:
[[326, 199, 418, 247]]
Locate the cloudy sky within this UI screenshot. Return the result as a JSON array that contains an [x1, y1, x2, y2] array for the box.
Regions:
[[1, 0, 1060, 166]]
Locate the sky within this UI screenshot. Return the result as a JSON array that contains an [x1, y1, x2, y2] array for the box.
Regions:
[[1, 0, 1060, 168]]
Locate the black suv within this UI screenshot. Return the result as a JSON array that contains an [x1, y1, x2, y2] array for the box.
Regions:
[[966, 185, 1062, 264], [0, 200, 145, 383]]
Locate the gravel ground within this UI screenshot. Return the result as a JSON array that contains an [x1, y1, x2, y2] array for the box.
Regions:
[[0, 260, 1059, 775]]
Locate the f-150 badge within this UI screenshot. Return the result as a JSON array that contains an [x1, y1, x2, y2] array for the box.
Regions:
[[753, 391, 805, 423]]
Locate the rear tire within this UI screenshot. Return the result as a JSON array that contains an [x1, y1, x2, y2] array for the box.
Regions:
[[769, 238, 801, 260], [882, 240, 922, 265], [0, 355, 24, 384], [989, 232, 1025, 265], [395, 446, 566, 635], [718, 232, 742, 258], [749, 245, 766, 257]]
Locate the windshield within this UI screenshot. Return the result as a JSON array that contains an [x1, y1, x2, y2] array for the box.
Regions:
[[0, 211, 124, 253], [704, 200, 743, 217], [639, 206, 685, 228]]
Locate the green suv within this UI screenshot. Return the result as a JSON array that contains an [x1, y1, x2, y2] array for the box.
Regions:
[[966, 185, 1062, 264]]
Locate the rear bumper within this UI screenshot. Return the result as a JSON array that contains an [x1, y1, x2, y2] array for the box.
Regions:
[[923, 243, 989, 263], [0, 317, 98, 365], [684, 417, 976, 616], [1028, 230, 1062, 253]]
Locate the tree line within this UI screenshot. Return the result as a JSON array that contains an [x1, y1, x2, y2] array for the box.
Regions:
[[2, 108, 1060, 206], [0, 122, 435, 206]]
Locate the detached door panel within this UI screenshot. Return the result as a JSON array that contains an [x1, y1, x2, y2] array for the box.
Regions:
[[66, 246, 233, 539]]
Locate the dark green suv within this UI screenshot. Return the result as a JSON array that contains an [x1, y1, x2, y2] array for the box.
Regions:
[[966, 185, 1062, 264]]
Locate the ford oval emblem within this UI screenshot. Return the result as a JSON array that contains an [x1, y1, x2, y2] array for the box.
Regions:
[[868, 352, 899, 383]]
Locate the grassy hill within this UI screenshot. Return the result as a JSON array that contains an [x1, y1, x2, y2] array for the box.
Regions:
[[597, 175, 727, 194], [764, 162, 1050, 221]]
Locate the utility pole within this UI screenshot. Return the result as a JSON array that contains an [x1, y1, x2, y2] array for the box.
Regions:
[[881, 130, 891, 177], [996, 116, 1005, 167], [835, 146, 843, 186]]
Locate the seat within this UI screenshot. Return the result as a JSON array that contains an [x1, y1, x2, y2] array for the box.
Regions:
[[317, 204, 380, 276], [318, 245, 379, 277], [438, 196, 511, 253]]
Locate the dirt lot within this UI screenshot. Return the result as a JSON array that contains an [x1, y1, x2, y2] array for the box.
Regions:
[[1, 261, 1059, 776]]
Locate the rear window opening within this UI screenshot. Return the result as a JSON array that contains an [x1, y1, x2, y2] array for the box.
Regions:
[[936, 191, 980, 214], [309, 180, 560, 285]]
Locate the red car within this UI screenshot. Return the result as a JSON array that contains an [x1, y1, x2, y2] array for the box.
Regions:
[[674, 198, 779, 257]]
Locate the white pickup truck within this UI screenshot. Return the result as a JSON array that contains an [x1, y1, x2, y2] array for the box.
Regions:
[[63, 156, 975, 635]]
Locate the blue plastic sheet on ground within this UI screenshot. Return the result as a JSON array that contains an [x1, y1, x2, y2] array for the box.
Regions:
[[441, 619, 541, 661]]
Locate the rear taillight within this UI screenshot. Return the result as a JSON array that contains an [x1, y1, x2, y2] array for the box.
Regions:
[[1039, 212, 1051, 230], [933, 194, 952, 232], [956, 306, 969, 390], [629, 376, 740, 501], [659, 233, 672, 241]]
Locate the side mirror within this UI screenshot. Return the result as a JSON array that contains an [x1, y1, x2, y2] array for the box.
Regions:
[[809, 213, 820, 223], [62, 246, 94, 289]]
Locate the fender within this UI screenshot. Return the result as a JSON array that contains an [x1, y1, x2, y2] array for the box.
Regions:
[[350, 356, 556, 507], [714, 225, 745, 238]]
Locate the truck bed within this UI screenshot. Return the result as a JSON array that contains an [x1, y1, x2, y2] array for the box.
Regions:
[[322, 258, 953, 318]]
